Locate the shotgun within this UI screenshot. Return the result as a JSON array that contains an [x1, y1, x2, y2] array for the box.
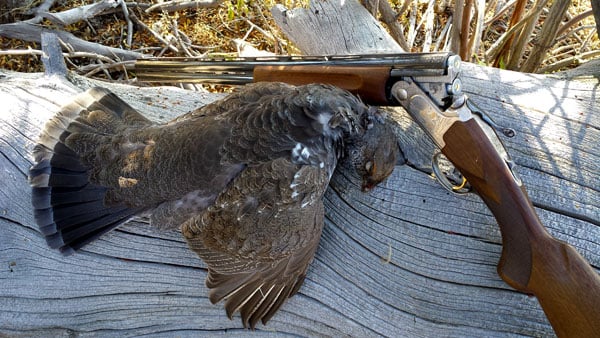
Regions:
[[135, 53, 600, 337]]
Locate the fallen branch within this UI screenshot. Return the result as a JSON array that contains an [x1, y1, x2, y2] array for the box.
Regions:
[[145, 0, 222, 13], [40, 31, 67, 76], [0, 21, 146, 61], [38, 0, 119, 26], [24, 0, 56, 23]]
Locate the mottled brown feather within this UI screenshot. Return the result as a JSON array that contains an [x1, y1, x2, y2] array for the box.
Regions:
[[181, 158, 325, 327]]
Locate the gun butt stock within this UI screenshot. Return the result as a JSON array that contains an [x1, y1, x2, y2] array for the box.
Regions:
[[442, 118, 600, 337]]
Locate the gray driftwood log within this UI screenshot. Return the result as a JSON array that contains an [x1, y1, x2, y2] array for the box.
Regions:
[[1, 1, 599, 337]]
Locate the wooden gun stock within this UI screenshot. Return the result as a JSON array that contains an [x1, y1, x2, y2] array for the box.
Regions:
[[442, 118, 600, 338], [254, 65, 391, 104]]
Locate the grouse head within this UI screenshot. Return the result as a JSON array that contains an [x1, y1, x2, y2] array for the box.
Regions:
[[343, 108, 400, 191]]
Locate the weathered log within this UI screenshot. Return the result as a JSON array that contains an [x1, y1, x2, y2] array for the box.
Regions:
[[1, 0, 598, 337]]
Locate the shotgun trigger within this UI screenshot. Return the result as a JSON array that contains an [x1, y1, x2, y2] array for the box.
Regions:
[[392, 80, 521, 194], [431, 152, 472, 195]]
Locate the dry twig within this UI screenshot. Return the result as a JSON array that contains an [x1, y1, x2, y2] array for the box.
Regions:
[[521, 0, 572, 73], [422, 0, 434, 52], [129, 13, 179, 54], [450, 0, 464, 55], [0, 48, 121, 68], [493, 0, 528, 67], [484, 0, 516, 26], [119, 0, 133, 47], [538, 49, 600, 73], [506, 0, 549, 70], [467, 0, 485, 59], [172, 19, 195, 56], [433, 15, 452, 51], [406, 0, 418, 49], [363, 0, 409, 51], [484, 4, 546, 65], [79, 60, 135, 77], [145, 0, 222, 13], [459, 0, 473, 59], [556, 9, 593, 38]]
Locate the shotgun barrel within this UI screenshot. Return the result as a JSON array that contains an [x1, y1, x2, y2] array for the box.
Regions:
[[136, 53, 456, 80], [135, 53, 461, 105]]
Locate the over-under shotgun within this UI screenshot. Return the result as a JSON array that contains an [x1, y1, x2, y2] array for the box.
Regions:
[[136, 53, 600, 337]]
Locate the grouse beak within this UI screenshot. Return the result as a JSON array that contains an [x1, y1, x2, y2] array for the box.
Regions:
[[362, 178, 376, 192]]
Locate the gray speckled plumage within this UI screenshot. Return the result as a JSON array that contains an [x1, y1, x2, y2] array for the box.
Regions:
[[29, 82, 399, 328]]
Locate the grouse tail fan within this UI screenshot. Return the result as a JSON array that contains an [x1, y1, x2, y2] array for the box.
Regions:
[[29, 88, 148, 254]]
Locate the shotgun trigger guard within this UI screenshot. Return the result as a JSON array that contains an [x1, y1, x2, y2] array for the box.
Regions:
[[391, 79, 522, 194], [391, 80, 474, 194], [431, 152, 472, 194]]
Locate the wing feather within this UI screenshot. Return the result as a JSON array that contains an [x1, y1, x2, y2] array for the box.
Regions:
[[182, 158, 327, 328]]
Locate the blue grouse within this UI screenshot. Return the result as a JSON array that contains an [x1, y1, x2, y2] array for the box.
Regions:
[[29, 82, 399, 328]]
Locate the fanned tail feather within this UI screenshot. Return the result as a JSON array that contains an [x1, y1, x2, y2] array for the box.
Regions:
[[29, 87, 148, 254]]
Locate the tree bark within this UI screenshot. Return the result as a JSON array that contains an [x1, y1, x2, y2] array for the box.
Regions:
[[1, 0, 598, 337]]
